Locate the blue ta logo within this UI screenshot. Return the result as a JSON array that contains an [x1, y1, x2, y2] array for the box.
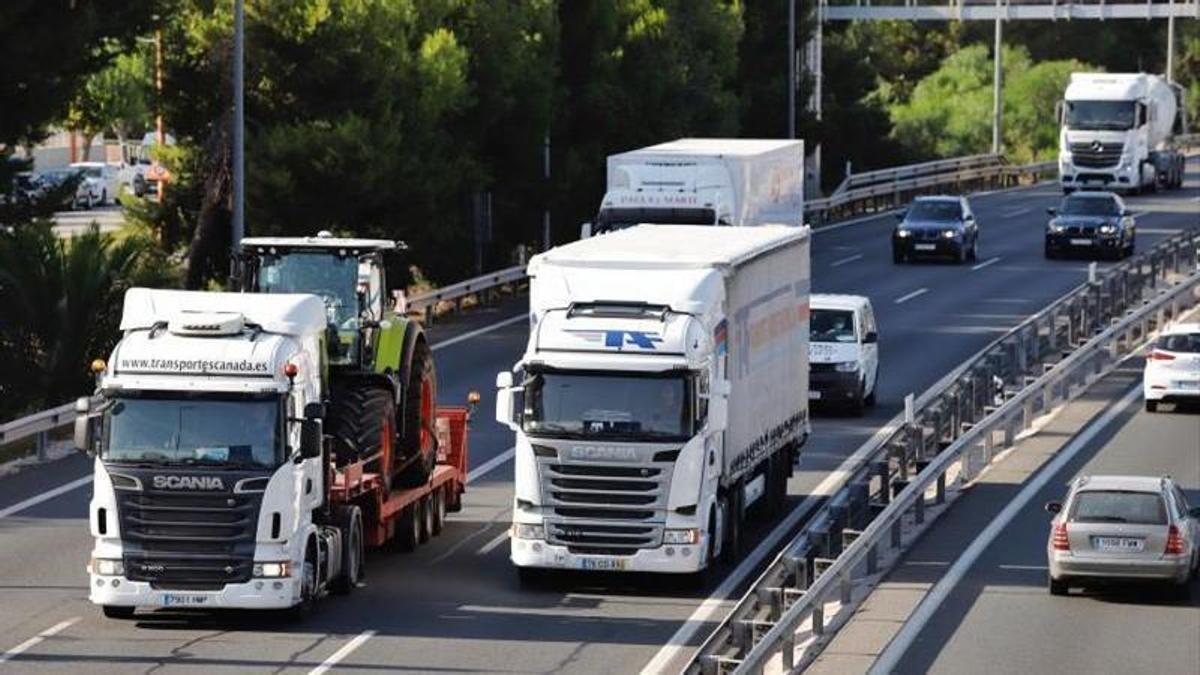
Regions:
[[604, 330, 662, 350]]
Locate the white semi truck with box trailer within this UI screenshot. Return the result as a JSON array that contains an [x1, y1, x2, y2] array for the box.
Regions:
[[495, 224, 811, 581], [583, 138, 804, 238], [1058, 72, 1188, 195]]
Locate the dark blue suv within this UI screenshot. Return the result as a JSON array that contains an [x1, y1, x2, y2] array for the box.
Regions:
[[1045, 191, 1135, 260]]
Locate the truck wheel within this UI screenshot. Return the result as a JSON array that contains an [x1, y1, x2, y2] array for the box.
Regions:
[[721, 491, 743, 564], [419, 495, 433, 543], [330, 506, 364, 595], [286, 544, 319, 620], [397, 339, 437, 488], [329, 385, 395, 493], [102, 605, 135, 619]]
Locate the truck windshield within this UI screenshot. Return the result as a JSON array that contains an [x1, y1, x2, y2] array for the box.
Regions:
[[523, 370, 692, 441], [255, 251, 358, 325], [102, 395, 284, 469], [1065, 100, 1136, 131], [811, 309, 856, 343]]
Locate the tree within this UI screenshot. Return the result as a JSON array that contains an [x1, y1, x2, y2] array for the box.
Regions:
[[68, 50, 153, 153]]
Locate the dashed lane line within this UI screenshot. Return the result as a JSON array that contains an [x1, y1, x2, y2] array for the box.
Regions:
[[971, 256, 1002, 271], [0, 617, 81, 665], [894, 288, 929, 304], [309, 630, 377, 675]]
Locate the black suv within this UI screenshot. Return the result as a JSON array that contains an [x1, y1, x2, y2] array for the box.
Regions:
[[892, 196, 979, 264], [1045, 191, 1135, 260]]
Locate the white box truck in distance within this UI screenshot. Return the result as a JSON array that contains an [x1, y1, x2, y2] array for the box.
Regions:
[[496, 225, 811, 581], [583, 138, 804, 237], [1058, 73, 1188, 194]]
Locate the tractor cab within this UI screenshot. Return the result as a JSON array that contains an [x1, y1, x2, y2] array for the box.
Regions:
[[235, 232, 409, 367]]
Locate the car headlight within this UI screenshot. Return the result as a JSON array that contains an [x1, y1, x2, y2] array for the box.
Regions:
[[663, 528, 701, 545], [895, 229, 912, 238], [1098, 224, 1116, 235], [253, 561, 292, 578], [90, 558, 124, 576], [942, 229, 960, 239], [834, 361, 859, 373], [1048, 222, 1065, 233], [511, 523, 545, 540]]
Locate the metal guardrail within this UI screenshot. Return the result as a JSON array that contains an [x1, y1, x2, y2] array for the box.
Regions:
[[0, 401, 76, 462], [406, 264, 527, 321], [689, 227, 1200, 674], [805, 156, 1054, 224]]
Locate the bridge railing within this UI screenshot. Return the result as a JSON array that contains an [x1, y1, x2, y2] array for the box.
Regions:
[[688, 227, 1200, 674]]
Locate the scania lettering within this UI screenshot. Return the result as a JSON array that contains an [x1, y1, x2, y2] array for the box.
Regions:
[[582, 138, 805, 237], [497, 225, 811, 581], [77, 283, 476, 619]]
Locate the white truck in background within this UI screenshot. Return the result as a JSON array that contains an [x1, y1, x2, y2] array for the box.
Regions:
[[582, 138, 804, 238], [1058, 72, 1188, 195], [496, 225, 811, 581]]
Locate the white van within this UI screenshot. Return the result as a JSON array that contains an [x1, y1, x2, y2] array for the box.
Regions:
[[808, 294, 879, 414]]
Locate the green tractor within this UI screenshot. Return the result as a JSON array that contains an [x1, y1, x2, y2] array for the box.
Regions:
[[235, 231, 436, 489]]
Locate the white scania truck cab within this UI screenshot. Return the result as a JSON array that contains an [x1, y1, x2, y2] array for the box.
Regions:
[[583, 138, 804, 238], [496, 225, 810, 581], [78, 289, 337, 617], [1058, 72, 1187, 195]]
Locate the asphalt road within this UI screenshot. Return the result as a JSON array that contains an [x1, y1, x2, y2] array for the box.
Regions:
[[0, 164, 1196, 674], [51, 205, 123, 238], [880, 363, 1200, 675]]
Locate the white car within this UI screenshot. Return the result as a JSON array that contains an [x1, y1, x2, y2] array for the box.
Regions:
[[808, 294, 880, 415], [69, 162, 120, 205], [1144, 323, 1200, 412]]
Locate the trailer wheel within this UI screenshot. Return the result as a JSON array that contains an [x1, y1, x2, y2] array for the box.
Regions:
[[393, 503, 421, 553], [419, 495, 433, 543], [330, 506, 364, 595], [102, 605, 135, 619], [397, 339, 437, 488], [431, 488, 446, 536], [329, 385, 395, 494]]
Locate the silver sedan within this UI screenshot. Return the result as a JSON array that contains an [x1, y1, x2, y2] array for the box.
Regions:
[[1045, 475, 1200, 596]]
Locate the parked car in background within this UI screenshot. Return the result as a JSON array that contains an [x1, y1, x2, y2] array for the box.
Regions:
[[1045, 191, 1136, 260], [69, 162, 120, 205], [1045, 475, 1200, 597], [37, 166, 100, 210], [1144, 322, 1200, 412], [892, 195, 980, 264]]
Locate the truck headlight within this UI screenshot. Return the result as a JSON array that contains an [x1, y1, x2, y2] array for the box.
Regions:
[[942, 229, 960, 239], [90, 558, 124, 576], [253, 561, 292, 578], [834, 361, 860, 373], [511, 523, 544, 540], [663, 528, 701, 545]]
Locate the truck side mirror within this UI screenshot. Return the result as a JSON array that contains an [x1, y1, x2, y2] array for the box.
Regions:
[[495, 371, 518, 429], [73, 397, 96, 456], [1054, 100, 1064, 125], [304, 401, 326, 420], [298, 419, 323, 460], [707, 393, 728, 433], [580, 222, 593, 239]]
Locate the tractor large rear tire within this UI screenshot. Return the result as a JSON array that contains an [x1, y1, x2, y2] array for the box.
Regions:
[[329, 384, 395, 494], [397, 339, 437, 488]]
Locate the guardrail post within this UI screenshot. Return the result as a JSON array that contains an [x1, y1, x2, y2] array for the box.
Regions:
[[935, 471, 946, 505], [914, 484, 925, 525], [36, 430, 48, 462], [874, 460, 890, 506]]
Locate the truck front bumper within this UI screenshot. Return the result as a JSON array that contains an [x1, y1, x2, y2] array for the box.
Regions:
[[89, 574, 301, 610], [1060, 162, 1139, 190], [511, 537, 708, 574]]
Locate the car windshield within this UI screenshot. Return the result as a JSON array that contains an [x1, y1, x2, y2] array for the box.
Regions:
[[1070, 490, 1166, 525], [1065, 100, 1136, 131], [907, 201, 962, 222], [1159, 333, 1200, 353], [78, 166, 102, 178], [103, 395, 284, 469], [811, 309, 856, 343], [522, 370, 692, 441], [1061, 196, 1119, 216], [256, 252, 359, 325]]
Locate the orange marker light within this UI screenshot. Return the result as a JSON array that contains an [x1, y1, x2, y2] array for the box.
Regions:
[[283, 363, 299, 378]]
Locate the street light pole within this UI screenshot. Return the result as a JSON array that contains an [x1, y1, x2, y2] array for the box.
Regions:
[[787, 0, 796, 139], [991, 6, 1003, 154], [155, 22, 165, 203], [232, 0, 246, 248]]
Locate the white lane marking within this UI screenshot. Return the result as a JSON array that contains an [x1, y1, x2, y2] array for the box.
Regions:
[[894, 288, 929, 304], [971, 256, 1002, 271], [1002, 207, 1032, 217], [997, 564, 1047, 571], [309, 629, 377, 675], [1130, 211, 1150, 219], [476, 530, 510, 556], [467, 447, 515, 484], [430, 314, 527, 351], [830, 253, 864, 267], [639, 417, 905, 675], [0, 476, 91, 520], [870, 383, 1141, 674], [0, 617, 80, 665]]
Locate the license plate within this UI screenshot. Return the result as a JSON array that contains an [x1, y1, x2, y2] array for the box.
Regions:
[[1172, 380, 1200, 390], [914, 243, 936, 251], [1094, 537, 1143, 552], [1069, 238, 1093, 246], [808, 390, 822, 400], [579, 557, 627, 571], [157, 593, 210, 607]]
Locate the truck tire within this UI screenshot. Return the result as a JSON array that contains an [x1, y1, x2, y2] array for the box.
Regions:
[[431, 487, 447, 536], [721, 490, 743, 564], [330, 506, 364, 595], [392, 502, 422, 553], [328, 385, 395, 494], [102, 605, 135, 619], [397, 339, 437, 488], [285, 542, 319, 621]]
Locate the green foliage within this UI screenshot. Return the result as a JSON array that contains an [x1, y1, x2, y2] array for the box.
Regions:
[[889, 44, 1091, 162], [0, 223, 173, 419]]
